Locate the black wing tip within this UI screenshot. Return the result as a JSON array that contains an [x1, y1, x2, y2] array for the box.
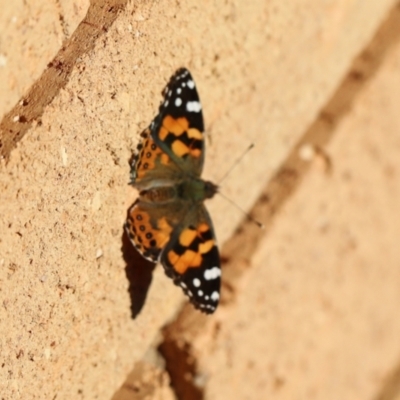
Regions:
[[193, 300, 218, 314], [161, 68, 190, 96], [163, 67, 195, 93], [168, 273, 220, 315], [172, 67, 192, 80], [182, 284, 220, 315]]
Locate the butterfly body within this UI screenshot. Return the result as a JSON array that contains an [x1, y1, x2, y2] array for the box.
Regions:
[[125, 68, 221, 313], [136, 176, 217, 203]]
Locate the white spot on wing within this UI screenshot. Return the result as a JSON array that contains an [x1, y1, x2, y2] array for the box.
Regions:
[[204, 267, 220, 280], [177, 88, 182, 94], [186, 101, 201, 113], [211, 291, 219, 301], [187, 79, 195, 89], [193, 278, 201, 287], [175, 97, 182, 107], [164, 100, 169, 107], [198, 290, 203, 297]]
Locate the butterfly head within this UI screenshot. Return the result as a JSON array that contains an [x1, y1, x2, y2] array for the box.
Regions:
[[204, 180, 219, 200]]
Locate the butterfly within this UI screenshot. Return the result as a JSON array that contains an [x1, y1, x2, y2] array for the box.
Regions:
[[125, 68, 221, 314]]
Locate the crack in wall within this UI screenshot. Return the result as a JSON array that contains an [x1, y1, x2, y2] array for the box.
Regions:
[[0, 0, 128, 163], [156, 3, 400, 400], [158, 308, 207, 400]]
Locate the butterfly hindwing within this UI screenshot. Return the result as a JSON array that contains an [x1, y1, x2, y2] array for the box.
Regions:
[[125, 200, 171, 263], [125, 196, 192, 263]]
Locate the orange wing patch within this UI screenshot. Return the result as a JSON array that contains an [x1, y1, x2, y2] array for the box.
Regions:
[[172, 140, 190, 157], [167, 223, 215, 274], [135, 131, 171, 180], [168, 249, 202, 273], [159, 115, 203, 159], [160, 115, 188, 139], [126, 204, 173, 261]]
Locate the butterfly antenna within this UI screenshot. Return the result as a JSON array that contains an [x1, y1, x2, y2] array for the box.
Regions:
[[218, 190, 264, 229], [217, 143, 255, 184]]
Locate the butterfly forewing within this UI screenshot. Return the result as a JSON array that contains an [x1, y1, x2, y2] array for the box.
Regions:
[[160, 205, 220, 313], [151, 68, 205, 177]]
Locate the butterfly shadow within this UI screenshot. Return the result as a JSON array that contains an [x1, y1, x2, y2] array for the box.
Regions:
[[121, 227, 156, 319]]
